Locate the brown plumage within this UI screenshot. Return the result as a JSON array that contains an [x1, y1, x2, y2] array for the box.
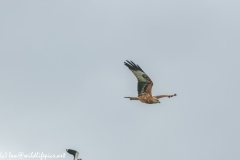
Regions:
[[124, 60, 176, 104]]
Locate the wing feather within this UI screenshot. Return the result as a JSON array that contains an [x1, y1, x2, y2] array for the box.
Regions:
[[124, 60, 153, 96], [75, 152, 79, 160]]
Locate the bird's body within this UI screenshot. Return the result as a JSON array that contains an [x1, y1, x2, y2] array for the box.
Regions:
[[124, 60, 176, 104], [138, 94, 157, 104]]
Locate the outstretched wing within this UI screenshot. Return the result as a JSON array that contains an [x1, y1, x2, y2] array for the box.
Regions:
[[124, 60, 153, 96], [154, 94, 177, 99]]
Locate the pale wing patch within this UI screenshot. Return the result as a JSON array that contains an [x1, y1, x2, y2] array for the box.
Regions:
[[75, 152, 79, 160], [131, 70, 147, 82]]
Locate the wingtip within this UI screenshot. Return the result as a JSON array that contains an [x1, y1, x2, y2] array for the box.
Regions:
[[124, 60, 144, 72]]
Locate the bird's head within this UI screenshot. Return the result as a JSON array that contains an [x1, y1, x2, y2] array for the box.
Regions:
[[153, 98, 160, 104]]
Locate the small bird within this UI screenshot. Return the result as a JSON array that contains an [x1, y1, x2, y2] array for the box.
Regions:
[[124, 60, 177, 104], [66, 149, 82, 160]]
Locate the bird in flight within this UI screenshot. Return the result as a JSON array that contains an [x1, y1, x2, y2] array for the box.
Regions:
[[66, 149, 82, 160], [124, 60, 176, 104]]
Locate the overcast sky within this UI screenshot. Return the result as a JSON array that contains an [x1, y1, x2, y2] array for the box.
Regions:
[[0, 0, 240, 160]]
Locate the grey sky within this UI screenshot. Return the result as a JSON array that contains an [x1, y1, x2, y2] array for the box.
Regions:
[[0, 0, 240, 160]]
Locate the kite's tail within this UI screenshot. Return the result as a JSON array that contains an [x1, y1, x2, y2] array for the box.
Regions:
[[124, 97, 139, 100]]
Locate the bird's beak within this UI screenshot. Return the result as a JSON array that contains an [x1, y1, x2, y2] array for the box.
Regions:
[[66, 149, 68, 151]]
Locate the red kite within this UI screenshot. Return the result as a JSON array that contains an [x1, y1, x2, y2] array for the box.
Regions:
[[124, 60, 176, 104]]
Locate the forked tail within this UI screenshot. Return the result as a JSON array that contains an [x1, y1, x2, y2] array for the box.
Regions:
[[124, 97, 139, 100]]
